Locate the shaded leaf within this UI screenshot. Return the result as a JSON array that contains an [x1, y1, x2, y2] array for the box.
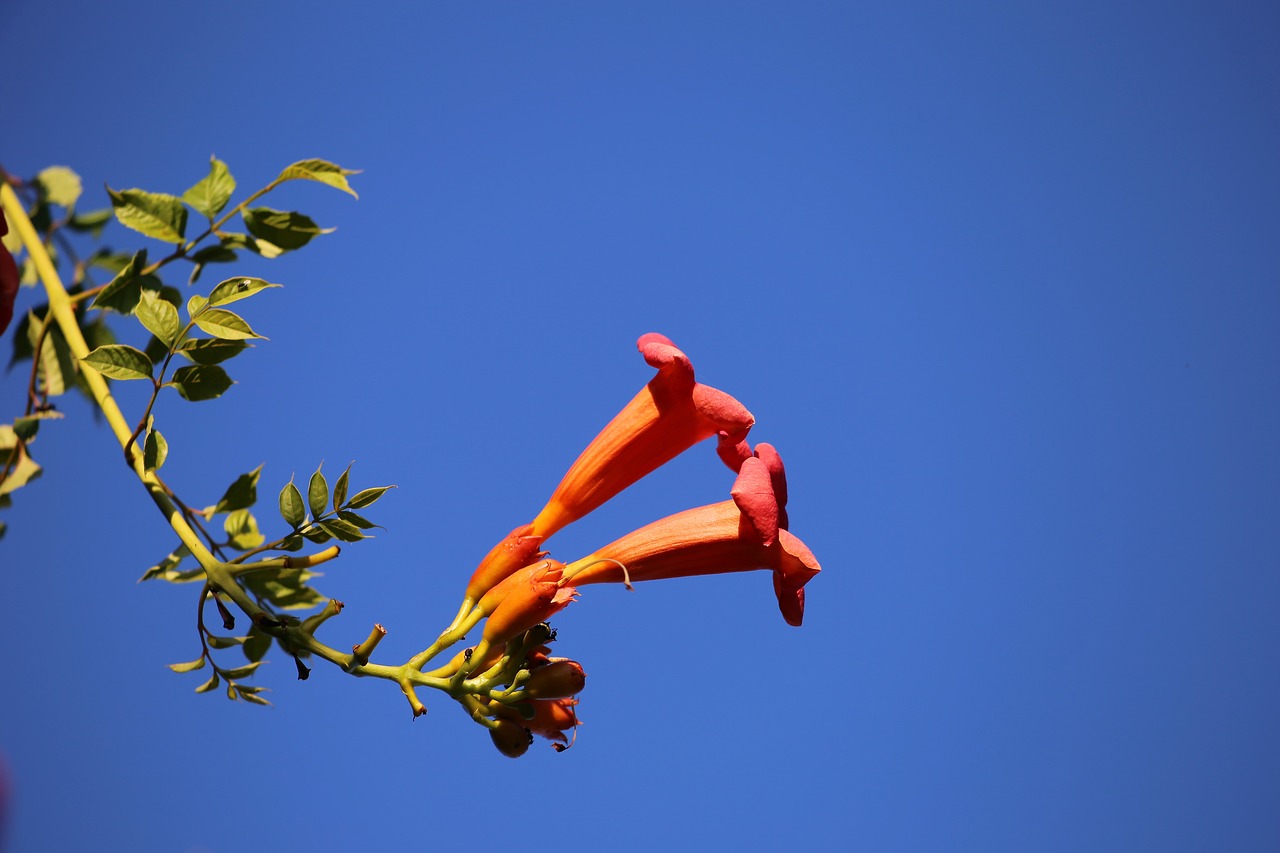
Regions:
[[279, 479, 305, 528], [338, 509, 380, 530], [207, 635, 247, 650], [211, 465, 262, 514], [187, 245, 237, 286], [243, 626, 271, 662], [82, 344, 153, 381], [242, 568, 326, 610], [182, 156, 235, 219], [144, 428, 168, 472], [168, 364, 232, 401], [243, 207, 332, 252], [319, 518, 366, 543], [346, 485, 395, 509], [107, 186, 188, 244], [193, 308, 262, 340], [275, 158, 360, 198], [90, 249, 148, 313], [276, 532, 305, 551], [332, 463, 352, 511], [0, 442, 41, 497], [307, 466, 327, 518], [300, 525, 331, 544], [68, 207, 112, 238], [175, 338, 248, 366]]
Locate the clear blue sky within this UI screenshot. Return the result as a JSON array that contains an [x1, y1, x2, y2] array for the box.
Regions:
[[2, 2, 1278, 851]]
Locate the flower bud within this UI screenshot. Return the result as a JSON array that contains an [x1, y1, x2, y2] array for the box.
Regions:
[[524, 659, 586, 699], [489, 719, 533, 758]]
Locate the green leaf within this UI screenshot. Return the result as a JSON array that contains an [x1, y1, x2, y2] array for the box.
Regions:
[[138, 543, 191, 582], [82, 344, 154, 381], [144, 428, 168, 472], [243, 626, 272, 662], [211, 465, 262, 514], [224, 509, 265, 550], [332, 463, 352, 511], [275, 159, 361, 198], [221, 662, 263, 679], [207, 276, 281, 308], [187, 294, 208, 319], [134, 290, 181, 347], [193, 308, 263, 340], [276, 532, 306, 551], [37, 166, 83, 207], [0, 443, 41, 497], [107, 186, 188, 244], [279, 479, 305, 527], [242, 568, 327, 610], [12, 416, 40, 442], [168, 364, 232, 401], [187, 245, 238, 286], [26, 310, 66, 397], [182, 156, 236, 218], [338, 509, 380, 530], [207, 635, 247, 649], [319, 518, 366, 543], [91, 249, 148, 313], [243, 207, 333, 252], [176, 338, 249, 365], [238, 689, 272, 706], [346, 485, 395, 509], [195, 672, 221, 693], [68, 207, 112, 238], [307, 465, 328, 519], [300, 525, 331, 544], [168, 657, 206, 673]]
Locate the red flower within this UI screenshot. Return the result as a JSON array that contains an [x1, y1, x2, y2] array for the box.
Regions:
[[0, 209, 19, 336], [463, 333, 754, 603], [562, 454, 820, 626]]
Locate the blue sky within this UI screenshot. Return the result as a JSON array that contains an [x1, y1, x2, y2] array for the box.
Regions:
[[2, 2, 1278, 851]]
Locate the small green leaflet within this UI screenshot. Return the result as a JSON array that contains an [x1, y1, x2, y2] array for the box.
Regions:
[[182, 156, 236, 219], [275, 158, 361, 198], [36, 166, 83, 208], [243, 207, 333, 252], [134, 290, 181, 347], [144, 428, 168, 471], [176, 338, 249, 365], [308, 465, 328, 519], [193, 308, 263, 341], [168, 364, 232, 401], [279, 479, 305, 528], [107, 186, 188, 244], [91, 249, 147, 314], [207, 276, 281, 307], [82, 344, 154, 381]]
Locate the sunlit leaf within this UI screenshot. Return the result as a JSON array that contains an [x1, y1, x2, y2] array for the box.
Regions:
[[346, 485, 395, 509], [187, 294, 208, 319], [182, 156, 236, 219], [221, 662, 263, 680], [168, 364, 232, 401], [36, 166, 82, 208], [168, 657, 206, 673], [224, 508, 265, 550], [0, 442, 41, 496], [193, 307, 262, 340], [207, 276, 280, 308], [26, 310, 66, 396], [134, 290, 180, 347], [195, 673, 220, 693], [275, 158, 360, 198], [107, 186, 188, 244], [207, 635, 247, 649], [138, 543, 191, 582], [82, 344, 154, 381]]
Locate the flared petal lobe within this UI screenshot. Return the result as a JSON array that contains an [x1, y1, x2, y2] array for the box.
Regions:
[[562, 446, 819, 623], [529, 333, 754, 539]]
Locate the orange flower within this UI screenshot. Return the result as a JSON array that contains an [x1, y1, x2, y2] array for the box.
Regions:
[[481, 560, 579, 645], [562, 454, 820, 625], [463, 333, 754, 603], [523, 659, 586, 699]]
